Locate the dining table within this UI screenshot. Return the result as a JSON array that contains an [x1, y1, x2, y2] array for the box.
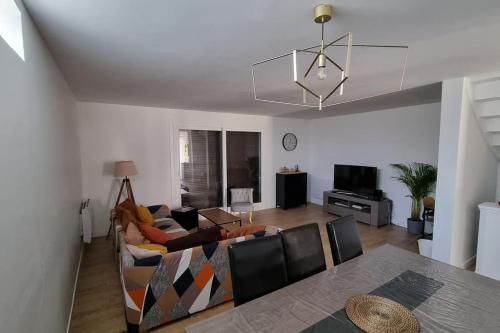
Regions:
[[185, 244, 500, 333]]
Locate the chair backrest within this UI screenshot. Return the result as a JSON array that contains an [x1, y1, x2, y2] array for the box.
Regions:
[[326, 215, 363, 266], [228, 235, 287, 306], [230, 188, 253, 204], [280, 223, 326, 283]]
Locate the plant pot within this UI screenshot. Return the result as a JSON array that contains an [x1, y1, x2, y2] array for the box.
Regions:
[[418, 239, 433, 258], [407, 218, 424, 235]]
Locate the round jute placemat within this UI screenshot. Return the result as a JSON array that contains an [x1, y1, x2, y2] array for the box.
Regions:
[[345, 294, 420, 333]]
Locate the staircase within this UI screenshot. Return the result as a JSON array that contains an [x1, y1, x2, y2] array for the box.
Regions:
[[470, 72, 500, 159]]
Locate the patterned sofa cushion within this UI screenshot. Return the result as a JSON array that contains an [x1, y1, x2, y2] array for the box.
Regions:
[[153, 218, 189, 240], [148, 204, 171, 219]]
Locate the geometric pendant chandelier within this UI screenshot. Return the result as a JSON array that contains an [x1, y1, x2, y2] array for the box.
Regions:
[[251, 4, 408, 110]]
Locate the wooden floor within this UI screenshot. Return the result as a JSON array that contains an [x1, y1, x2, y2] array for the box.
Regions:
[[70, 204, 418, 333]]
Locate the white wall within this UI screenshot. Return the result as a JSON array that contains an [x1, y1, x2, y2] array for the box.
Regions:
[[271, 118, 312, 199], [308, 103, 441, 227], [77, 102, 309, 236], [497, 163, 500, 201], [433, 78, 498, 268], [79, 101, 441, 233], [432, 79, 465, 264], [452, 80, 498, 267], [0, 1, 82, 332]]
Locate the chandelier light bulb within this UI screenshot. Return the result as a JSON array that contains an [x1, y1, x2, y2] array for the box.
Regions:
[[318, 52, 327, 80], [317, 66, 327, 80]]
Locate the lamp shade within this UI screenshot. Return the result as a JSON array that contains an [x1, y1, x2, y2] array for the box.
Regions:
[[114, 161, 138, 177]]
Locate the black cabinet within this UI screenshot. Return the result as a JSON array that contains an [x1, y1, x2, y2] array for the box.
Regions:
[[276, 172, 307, 209]]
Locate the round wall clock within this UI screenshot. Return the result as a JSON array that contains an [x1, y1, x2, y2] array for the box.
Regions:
[[282, 133, 298, 151]]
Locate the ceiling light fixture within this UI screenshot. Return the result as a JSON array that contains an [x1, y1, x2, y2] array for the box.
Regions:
[[251, 4, 408, 110]]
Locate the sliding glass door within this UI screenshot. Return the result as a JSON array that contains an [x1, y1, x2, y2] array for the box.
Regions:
[[226, 131, 261, 203], [177, 129, 261, 209], [179, 130, 223, 209]]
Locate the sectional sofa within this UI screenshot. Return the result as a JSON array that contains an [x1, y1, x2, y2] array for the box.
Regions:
[[116, 206, 280, 332]]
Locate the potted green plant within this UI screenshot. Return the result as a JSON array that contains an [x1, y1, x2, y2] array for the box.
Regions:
[[390, 163, 437, 235]]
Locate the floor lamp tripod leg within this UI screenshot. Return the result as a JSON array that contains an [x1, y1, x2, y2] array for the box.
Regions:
[[107, 178, 126, 239], [126, 178, 136, 205], [106, 218, 113, 240]]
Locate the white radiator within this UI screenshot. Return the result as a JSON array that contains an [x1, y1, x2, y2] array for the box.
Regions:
[[80, 199, 92, 244]]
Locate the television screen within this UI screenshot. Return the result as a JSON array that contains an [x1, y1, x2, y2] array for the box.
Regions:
[[334, 164, 377, 195]]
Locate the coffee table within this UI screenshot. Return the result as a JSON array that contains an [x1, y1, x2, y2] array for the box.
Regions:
[[198, 208, 242, 230]]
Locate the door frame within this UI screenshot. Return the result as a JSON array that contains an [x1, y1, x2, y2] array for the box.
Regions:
[[170, 123, 226, 209]]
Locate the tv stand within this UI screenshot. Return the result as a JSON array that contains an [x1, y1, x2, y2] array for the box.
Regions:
[[333, 190, 369, 199], [323, 191, 390, 227]]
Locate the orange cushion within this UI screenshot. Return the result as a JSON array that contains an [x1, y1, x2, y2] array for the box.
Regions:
[[220, 229, 228, 240], [117, 207, 143, 231], [118, 199, 140, 219], [125, 222, 146, 245], [139, 224, 171, 244], [227, 225, 266, 239], [118, 198, 135, 211]]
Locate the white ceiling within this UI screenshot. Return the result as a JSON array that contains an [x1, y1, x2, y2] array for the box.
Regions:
[[22, 0, 500, 117], [283, 82, 442, 119]]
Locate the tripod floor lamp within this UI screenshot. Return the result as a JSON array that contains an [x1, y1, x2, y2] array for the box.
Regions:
[[107, 160, 138, 239], [114, 160, 138, 207]]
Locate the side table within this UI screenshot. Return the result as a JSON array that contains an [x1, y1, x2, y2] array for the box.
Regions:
[[171, 207, 199, 230]]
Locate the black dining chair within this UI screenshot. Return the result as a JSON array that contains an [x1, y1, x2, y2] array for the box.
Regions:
[[280, 223, 326, 283], [326, 215, 363, 266], [228, 235, 288, 306]]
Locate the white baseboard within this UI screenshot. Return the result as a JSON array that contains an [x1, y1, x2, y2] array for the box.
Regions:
[[310, 197, 323, 205], [92, 230, 108, 238], [461, 255, 476, 270], [66, 243, 84, 333]]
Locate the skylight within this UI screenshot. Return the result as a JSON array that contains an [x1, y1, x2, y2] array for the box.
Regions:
[[0, 0, 24, 61]]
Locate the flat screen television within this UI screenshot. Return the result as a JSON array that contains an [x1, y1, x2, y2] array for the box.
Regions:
[[334, 164, 377, 195]]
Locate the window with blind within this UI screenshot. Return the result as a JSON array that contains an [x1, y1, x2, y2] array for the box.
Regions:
[[226, 131, 261, 203], [179, 130, 223, 209]]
